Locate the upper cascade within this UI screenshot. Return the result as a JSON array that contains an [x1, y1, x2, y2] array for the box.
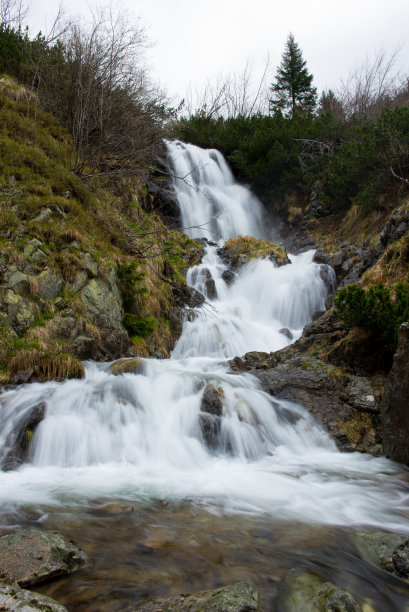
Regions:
[[166, 140, 267, 241]]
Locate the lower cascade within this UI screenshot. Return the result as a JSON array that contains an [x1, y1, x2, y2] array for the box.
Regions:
[[0, 141, 408, 609]]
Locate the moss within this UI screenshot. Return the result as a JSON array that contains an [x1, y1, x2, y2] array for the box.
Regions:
[[123, 313, 157, 337], [223, 235, 289, 265]]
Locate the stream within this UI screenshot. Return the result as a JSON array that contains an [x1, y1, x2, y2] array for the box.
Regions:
[[0, 140, 408, 610]]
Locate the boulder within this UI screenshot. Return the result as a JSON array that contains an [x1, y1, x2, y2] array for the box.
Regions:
[[109, 358, 145, 376], [0, 583, 68, 611], [352, 531, 409, 580], [1, 401, 46, 471], [199, 412, 221, 447], [36, 268, 63, 300], [381, 322, 409, 464], [200, 384, 224, 416], [6, 271, 30, 297], [275, 568, 361, 612], [0, 529, 87, 587], [135, 582, 259, 612], [3, 290, 37, 334]]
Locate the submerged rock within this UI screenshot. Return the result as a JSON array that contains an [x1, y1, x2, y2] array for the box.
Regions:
[[109, 358, 145, 376], [0, 529, 88, 587], [200, 384, 224, 416], [381, 323, 409, 464], [0, 583, 68, 611], [352, 531, 409, 580], [135, 581, 259, 611], [275, 568, 362, 611], [1, 401, 46, 471]]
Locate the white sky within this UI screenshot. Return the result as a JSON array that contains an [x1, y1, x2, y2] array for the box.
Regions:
[[28, 0, 409, 105]]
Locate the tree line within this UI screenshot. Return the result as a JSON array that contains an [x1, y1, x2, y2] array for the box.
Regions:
[[174, 34, 409, 217]]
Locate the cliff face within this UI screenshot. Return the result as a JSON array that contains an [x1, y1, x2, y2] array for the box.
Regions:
[[0, 80, 203, 385]]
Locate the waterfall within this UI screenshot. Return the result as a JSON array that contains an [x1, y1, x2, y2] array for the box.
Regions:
[[0, 141, 408, 533]]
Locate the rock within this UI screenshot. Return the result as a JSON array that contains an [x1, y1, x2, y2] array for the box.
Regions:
[[109, 358, 145, 375], [0, 529, 87, 587], [276, 568, 362, 612], [36, 268, 63, 300], [352, 531, 409, 580], [319, 264, 337, 293], [80, 253, 99, 278], [222, 269, 236, 285], [199, 412, 221, 447], [1, 401, 46, 471], [205, 277, 217, 299], [31, 207, 53, 224], [69, 270, 88, 293], [3, 290, 37, 334], [6, 271, 30, 297], [313, 249, 331, 266], [70, 335, 99, 360], [230, 351, 278, 372], [173, 285, 205, 309], [332, 251, 344, 276], [135, 581, 259, 611], [279, 328, 293, 340], [201, 384, 224, 416], [381, 322, 409, 464], [0, 583, 68, 611]]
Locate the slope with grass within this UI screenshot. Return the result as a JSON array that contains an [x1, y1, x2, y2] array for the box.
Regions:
[[0, 78, 203, 385]]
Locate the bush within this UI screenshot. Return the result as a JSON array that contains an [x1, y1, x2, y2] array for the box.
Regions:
[[334, 282, 409, 353], [122, 313, 156, 337]]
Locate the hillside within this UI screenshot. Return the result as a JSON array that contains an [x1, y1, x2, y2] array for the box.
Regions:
[[0, 78, 203, 385]]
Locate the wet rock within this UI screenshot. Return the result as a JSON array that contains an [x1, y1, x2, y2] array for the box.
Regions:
[[313, 249, 331, 266], [352, 531, 409, 580], [279, 328, 293, 340], [1, 401, 46, 471], [173, 284, 205, 308], [205, 277, 217, 299], [319, 264, 337, 293], [135, 581, 259, 611], [110, 358, 145, 375], [276, 568, 362, 612], [230, 349, 382, 455], [0, 529, 88, 587], [36, 268, 63, 300], [332, 251, 344, 276], [199, 413, 221, 447], [381, 323, 409, 464], [0, 583, 68, 611], [222, 269, 236, 285], [201, 383, 224, 416]]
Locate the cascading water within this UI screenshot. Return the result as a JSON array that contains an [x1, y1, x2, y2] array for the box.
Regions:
[[0, 141, 409, 609]]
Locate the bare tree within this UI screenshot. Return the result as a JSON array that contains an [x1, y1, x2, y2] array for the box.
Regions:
[[0, 0, 28, 28], [339, 49, 407, 119]]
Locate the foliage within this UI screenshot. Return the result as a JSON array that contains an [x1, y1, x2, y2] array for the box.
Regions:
[[334, 281, 409, 353], [123, 313, 157, 337], [269, 34, 317, 118]]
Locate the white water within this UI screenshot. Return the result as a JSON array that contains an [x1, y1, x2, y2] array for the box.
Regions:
[[0, 141, 408, 532]]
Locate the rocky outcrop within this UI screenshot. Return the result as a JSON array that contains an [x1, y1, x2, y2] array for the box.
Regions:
[[135, 582, 259, 612], [218, 236, 291, 271], [0, 529, 87, 587], [1, 401, 46, 471], [381, 322, 409, 464], [0, 583, 68, 611], [229, 346, 383, 455], [275, 569, 362, 612]]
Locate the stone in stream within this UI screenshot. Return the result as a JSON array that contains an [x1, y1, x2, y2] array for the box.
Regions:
[[0, 529, 88, 587], [0, 583, 68, 611], [275, 568, 362, 611], [352, 531, 409, 580], [1, 401, 46, 471], [198, 383, 224, 447], [134, 582, 259, 611]]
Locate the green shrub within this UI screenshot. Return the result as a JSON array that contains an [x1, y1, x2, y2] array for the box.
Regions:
[[334, 281, 409, 353], [123, 314, 156, 337]]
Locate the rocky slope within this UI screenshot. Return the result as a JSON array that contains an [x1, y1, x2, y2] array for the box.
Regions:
[[0, 79, 203, 385]]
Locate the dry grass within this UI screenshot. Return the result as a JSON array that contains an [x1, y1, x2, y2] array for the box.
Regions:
[[10, 348, 85, 381], [223, 235, 288, 264], [0, 77, 37, 102], [362, 233, 409, 289], [27, 275, 38, 297]]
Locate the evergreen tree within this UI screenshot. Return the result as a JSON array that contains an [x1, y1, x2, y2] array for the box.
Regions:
[[270, 33, 317, 118]]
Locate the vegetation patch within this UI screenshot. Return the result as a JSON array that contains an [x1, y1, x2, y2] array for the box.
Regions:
[[222, 235, 289, 266]]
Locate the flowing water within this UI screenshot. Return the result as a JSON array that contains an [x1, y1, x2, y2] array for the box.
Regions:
[[0, 140, 409, 610]]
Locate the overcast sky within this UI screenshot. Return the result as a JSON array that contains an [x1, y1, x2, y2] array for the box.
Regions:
[[28, 0, 409, 105]]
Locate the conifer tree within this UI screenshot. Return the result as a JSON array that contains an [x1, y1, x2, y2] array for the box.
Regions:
[[270, 33, 317, 118]]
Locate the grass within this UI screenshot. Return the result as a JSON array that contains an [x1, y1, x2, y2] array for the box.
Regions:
[[222, 235, 289, 265]]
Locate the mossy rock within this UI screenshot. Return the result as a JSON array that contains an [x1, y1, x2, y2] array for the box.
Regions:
[[109, 358, 145, 375], [219, 235, 290, 268]]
